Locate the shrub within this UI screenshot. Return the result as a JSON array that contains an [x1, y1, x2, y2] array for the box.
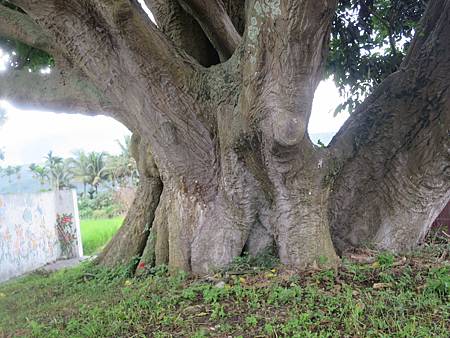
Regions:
[[78, 192, 122, 219]]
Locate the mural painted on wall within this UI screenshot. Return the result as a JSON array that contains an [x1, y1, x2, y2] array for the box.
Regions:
[[56, 213, 78, 258], [0, 192, 59, 282], [0, 190, 82, 282]]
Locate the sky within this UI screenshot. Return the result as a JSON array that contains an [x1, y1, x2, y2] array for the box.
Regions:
[[0, 102, 130, 165]]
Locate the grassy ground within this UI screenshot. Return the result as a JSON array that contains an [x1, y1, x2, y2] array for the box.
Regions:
[[80, 217, 124, 255], [0, 238, 448, 337]]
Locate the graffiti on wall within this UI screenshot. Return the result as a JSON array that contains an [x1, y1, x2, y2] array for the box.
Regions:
[[0, 190, 82, 282], [56, 213, 78, 258]]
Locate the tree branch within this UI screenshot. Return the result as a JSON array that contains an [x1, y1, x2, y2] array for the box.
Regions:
[[222, 0, 246, 35], [0, 69, 121, 117], [0, 3, 52, 53], [9, 0, 218, 180], [9, 1, 205, 115], [240, 0, 337, 147], [143, 0, 219, 66], [12, 0, 198, 81], [178, 0, 241, 60]]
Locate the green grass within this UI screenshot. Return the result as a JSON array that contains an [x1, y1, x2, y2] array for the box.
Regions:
[[80, 217, 124, 255], [0, 242, 448, 337]]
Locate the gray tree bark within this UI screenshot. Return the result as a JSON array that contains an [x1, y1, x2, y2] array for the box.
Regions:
[[329, 0, 450, 253], [1, 0, 448, 274]]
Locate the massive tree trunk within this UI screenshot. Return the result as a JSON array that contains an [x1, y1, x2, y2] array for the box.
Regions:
[[1, 0, 449, 274]]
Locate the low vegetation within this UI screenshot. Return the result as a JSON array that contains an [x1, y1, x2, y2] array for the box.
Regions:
[[80, 217, 124, 255], [78, 192, 124, 219], [0, 232, 448, 337]]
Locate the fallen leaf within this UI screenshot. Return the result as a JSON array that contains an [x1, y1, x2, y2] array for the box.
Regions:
[[393, 257, 407, 266], [371, 261, 380, 269], [350, 254, 376, 264], [355, 302, 365, 310], [372, 282, 393, 289], [183, 305, 203, 315]]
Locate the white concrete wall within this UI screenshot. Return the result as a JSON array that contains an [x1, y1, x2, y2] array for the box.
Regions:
[[0, 190, 82, 282]]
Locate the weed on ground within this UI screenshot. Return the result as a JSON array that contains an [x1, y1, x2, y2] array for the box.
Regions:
[[0, 238, 448, 337]]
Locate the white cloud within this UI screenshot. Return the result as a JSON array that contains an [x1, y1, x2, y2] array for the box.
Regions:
[[0, 101, 130, 165]]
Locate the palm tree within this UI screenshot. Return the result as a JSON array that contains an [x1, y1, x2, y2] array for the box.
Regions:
[[13, 166, 22, 180], [29, 163, 48, 186], [107, 154, 137, 188], [44, 151, 73, 190], [44, 151, 62, 189], [107, 135, 138, 187], [68, 150, 91, 196], [2, 166, 17, 183], [116, 135, 132, 159], [86, 151, 109, 197]]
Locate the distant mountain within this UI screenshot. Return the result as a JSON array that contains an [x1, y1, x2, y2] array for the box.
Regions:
[[0, 164, 50, 194], [0, 164, 83, 194]]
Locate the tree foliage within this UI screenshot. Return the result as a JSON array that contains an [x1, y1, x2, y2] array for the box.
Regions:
[[0, 37, 53, 70], [0, 0, 53, 70], [107, 136, 138, 188], [28, 163, 48, 186], [328, 0, 427, 113], [43, 151, 73, 190], [0, 165, 20, 182], [25, 138, 138, 195]]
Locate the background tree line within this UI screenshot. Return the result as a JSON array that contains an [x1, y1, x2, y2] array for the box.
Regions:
[[0, 135, 138, 197]]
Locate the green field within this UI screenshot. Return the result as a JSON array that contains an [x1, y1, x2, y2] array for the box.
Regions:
[[80, 217, 124, 255], [0, 243, 448, 337]]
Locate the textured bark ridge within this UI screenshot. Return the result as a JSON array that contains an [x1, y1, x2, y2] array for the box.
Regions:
[[1, 0, 449, 274], [96, 134, 162, 267]]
